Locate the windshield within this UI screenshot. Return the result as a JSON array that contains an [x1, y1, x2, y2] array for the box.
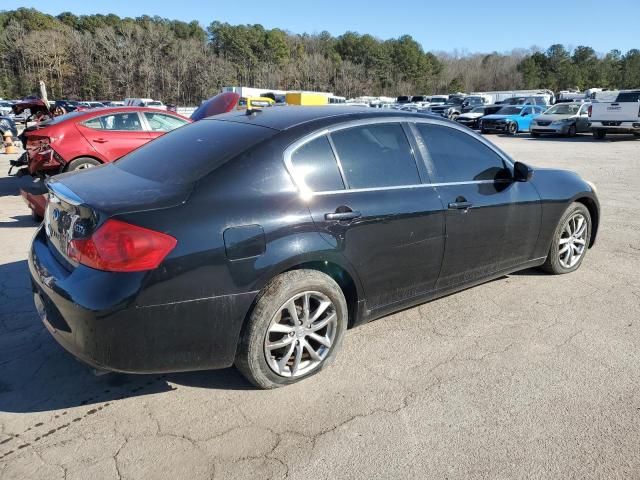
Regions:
[[114, 119, 276, 184], [545, 104, 580, 115], [471, 107, 485, 113], [147, 101, 163, 106], [448, 97, 464, 105], [430, 98, 446, 104], [497, 106, 522, 115], [37, 110, 86, 126]]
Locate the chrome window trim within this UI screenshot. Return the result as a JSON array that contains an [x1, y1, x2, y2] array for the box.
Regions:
[[282, 116, 515, 197]]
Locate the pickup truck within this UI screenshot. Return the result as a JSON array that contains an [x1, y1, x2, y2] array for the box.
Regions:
[[589, 90, 640, 139]]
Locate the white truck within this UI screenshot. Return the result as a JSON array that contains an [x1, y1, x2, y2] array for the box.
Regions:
[[589, 89, 640, 139]]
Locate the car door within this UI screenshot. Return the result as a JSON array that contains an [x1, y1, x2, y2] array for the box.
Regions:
[[141, 112, 190, 139], [286, 121, 446, 310], [577, 104, 591, 132], [413, 122, 542, 290], [77, 112, 152, 161]]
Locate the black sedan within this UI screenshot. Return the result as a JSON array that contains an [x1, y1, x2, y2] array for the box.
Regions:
[[29, 107, 600, 388]]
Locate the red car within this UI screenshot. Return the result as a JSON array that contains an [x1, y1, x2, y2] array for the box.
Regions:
[[23, 107, 191, 175]]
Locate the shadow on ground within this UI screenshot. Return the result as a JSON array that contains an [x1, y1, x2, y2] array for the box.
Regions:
[[0, 260, 252, 414], [0, 173, 35, 197]]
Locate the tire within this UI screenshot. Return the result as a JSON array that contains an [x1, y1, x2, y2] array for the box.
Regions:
[[507, 122, 518, 135], [235, 269, 348, 389], [567, 124, 577, 137], [66, 157, 101, 171], [633, 132, 640, 137], [593, 129, 606, 139], [541, 202, 592, 275], [481, 128, 489, 134], [530, 132, 540, 138]]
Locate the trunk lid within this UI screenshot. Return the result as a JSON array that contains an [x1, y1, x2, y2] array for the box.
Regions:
[[44, 164, 192, 265], [591, 102, 640, 121]]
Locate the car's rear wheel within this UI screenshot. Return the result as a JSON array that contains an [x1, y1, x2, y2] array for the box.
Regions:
[[66, 157, 101, 171], [567, 124, 577, 137], [593, 129, 606, 139], [542, 202, 591, 274], [235, 269, 348, 389]]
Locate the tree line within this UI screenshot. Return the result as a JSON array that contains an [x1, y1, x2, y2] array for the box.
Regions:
[[0, 8, 638, 105]]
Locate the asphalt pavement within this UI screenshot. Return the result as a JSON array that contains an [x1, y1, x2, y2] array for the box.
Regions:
[[0, 133, 639, 479]]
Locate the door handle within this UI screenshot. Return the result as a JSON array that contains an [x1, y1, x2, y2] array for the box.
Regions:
[[448, 201, 472, 210], [325, 210, 361, 221], [93, 138, 108, 143]]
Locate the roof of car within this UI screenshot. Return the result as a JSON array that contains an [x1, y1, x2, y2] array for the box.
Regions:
[[207, 106, 440, 131]]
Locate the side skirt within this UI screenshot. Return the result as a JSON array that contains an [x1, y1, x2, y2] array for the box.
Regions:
[[356, 257, 547, 326]]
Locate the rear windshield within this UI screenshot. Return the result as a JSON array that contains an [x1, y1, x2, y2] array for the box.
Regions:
[[114, 119, 276, 185], [615, 91, 640, 102], [38, 110, 86, 126]]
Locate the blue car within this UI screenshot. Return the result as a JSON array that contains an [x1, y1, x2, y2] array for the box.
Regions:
[[480, 105, 546, 134]]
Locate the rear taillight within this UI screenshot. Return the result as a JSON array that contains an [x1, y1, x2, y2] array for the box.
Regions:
[[67, 219, 177, 272], [588, 105, 592, 117]]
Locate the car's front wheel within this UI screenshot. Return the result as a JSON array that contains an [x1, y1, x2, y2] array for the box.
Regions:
[[235, 269, 348, 389], [507, 122, 518, 135], [542, 202, 591, 274]]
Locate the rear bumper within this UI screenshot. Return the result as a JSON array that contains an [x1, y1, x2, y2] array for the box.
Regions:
[[589, 121, 640, 133], [29, 226, 257, 373], [27, 149, 65, 175]]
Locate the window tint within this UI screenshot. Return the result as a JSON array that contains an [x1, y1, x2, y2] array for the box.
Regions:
[[615, 91, 640, 102], [330, 123, 420, 189], [144, 112, 189, 132], [115, 119, 276, 185], [417, 124, 508, 183], [290, 135, 344, 192], [82, 113, 142, 131]]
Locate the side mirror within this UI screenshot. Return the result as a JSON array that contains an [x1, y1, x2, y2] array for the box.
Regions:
[[513, 161, 533, 182]]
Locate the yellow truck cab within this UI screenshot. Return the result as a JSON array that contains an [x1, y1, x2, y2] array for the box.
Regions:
[[238, 97, 275, 109], [285, 92, 328, 106]]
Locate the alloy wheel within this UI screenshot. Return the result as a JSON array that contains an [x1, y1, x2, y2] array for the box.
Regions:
[[264, 291, 337, 378], [558, 213, 587, 268], [76, 163, 95, 170]]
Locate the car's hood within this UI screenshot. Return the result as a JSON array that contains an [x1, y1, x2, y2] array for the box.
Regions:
[[535, 114, 577, 122]]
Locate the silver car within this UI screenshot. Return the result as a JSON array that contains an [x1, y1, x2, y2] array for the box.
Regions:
[[530, 102, 591, 137]]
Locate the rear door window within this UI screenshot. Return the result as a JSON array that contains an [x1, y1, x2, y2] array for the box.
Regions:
[[289, 135, 344, 192], [416, 123, 508, 183], [330, 123, 420, 189], [114, 119, 276, 184]]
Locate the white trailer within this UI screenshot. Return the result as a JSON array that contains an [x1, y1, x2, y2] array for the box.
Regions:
[[471, 89, 556, 105]]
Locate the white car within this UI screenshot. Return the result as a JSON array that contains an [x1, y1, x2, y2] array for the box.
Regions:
[[589, 90, 640, 139], [124, 98, 167, 110]]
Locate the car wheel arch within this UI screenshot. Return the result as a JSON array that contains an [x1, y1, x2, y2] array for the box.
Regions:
[[574, 196, 599, 247], [253, 254, 364, 329]]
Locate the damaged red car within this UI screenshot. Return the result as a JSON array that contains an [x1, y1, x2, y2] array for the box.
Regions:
[[20, 107, 191, 176]]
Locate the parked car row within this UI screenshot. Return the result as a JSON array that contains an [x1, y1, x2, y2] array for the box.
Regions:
[[449, 89, 640, 140]]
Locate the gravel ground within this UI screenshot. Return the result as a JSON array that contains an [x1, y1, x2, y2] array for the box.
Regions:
[[0, 132, 639, 479]]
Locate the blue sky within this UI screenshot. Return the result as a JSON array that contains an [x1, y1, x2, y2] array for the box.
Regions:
[[5, 0, 638, 54]]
